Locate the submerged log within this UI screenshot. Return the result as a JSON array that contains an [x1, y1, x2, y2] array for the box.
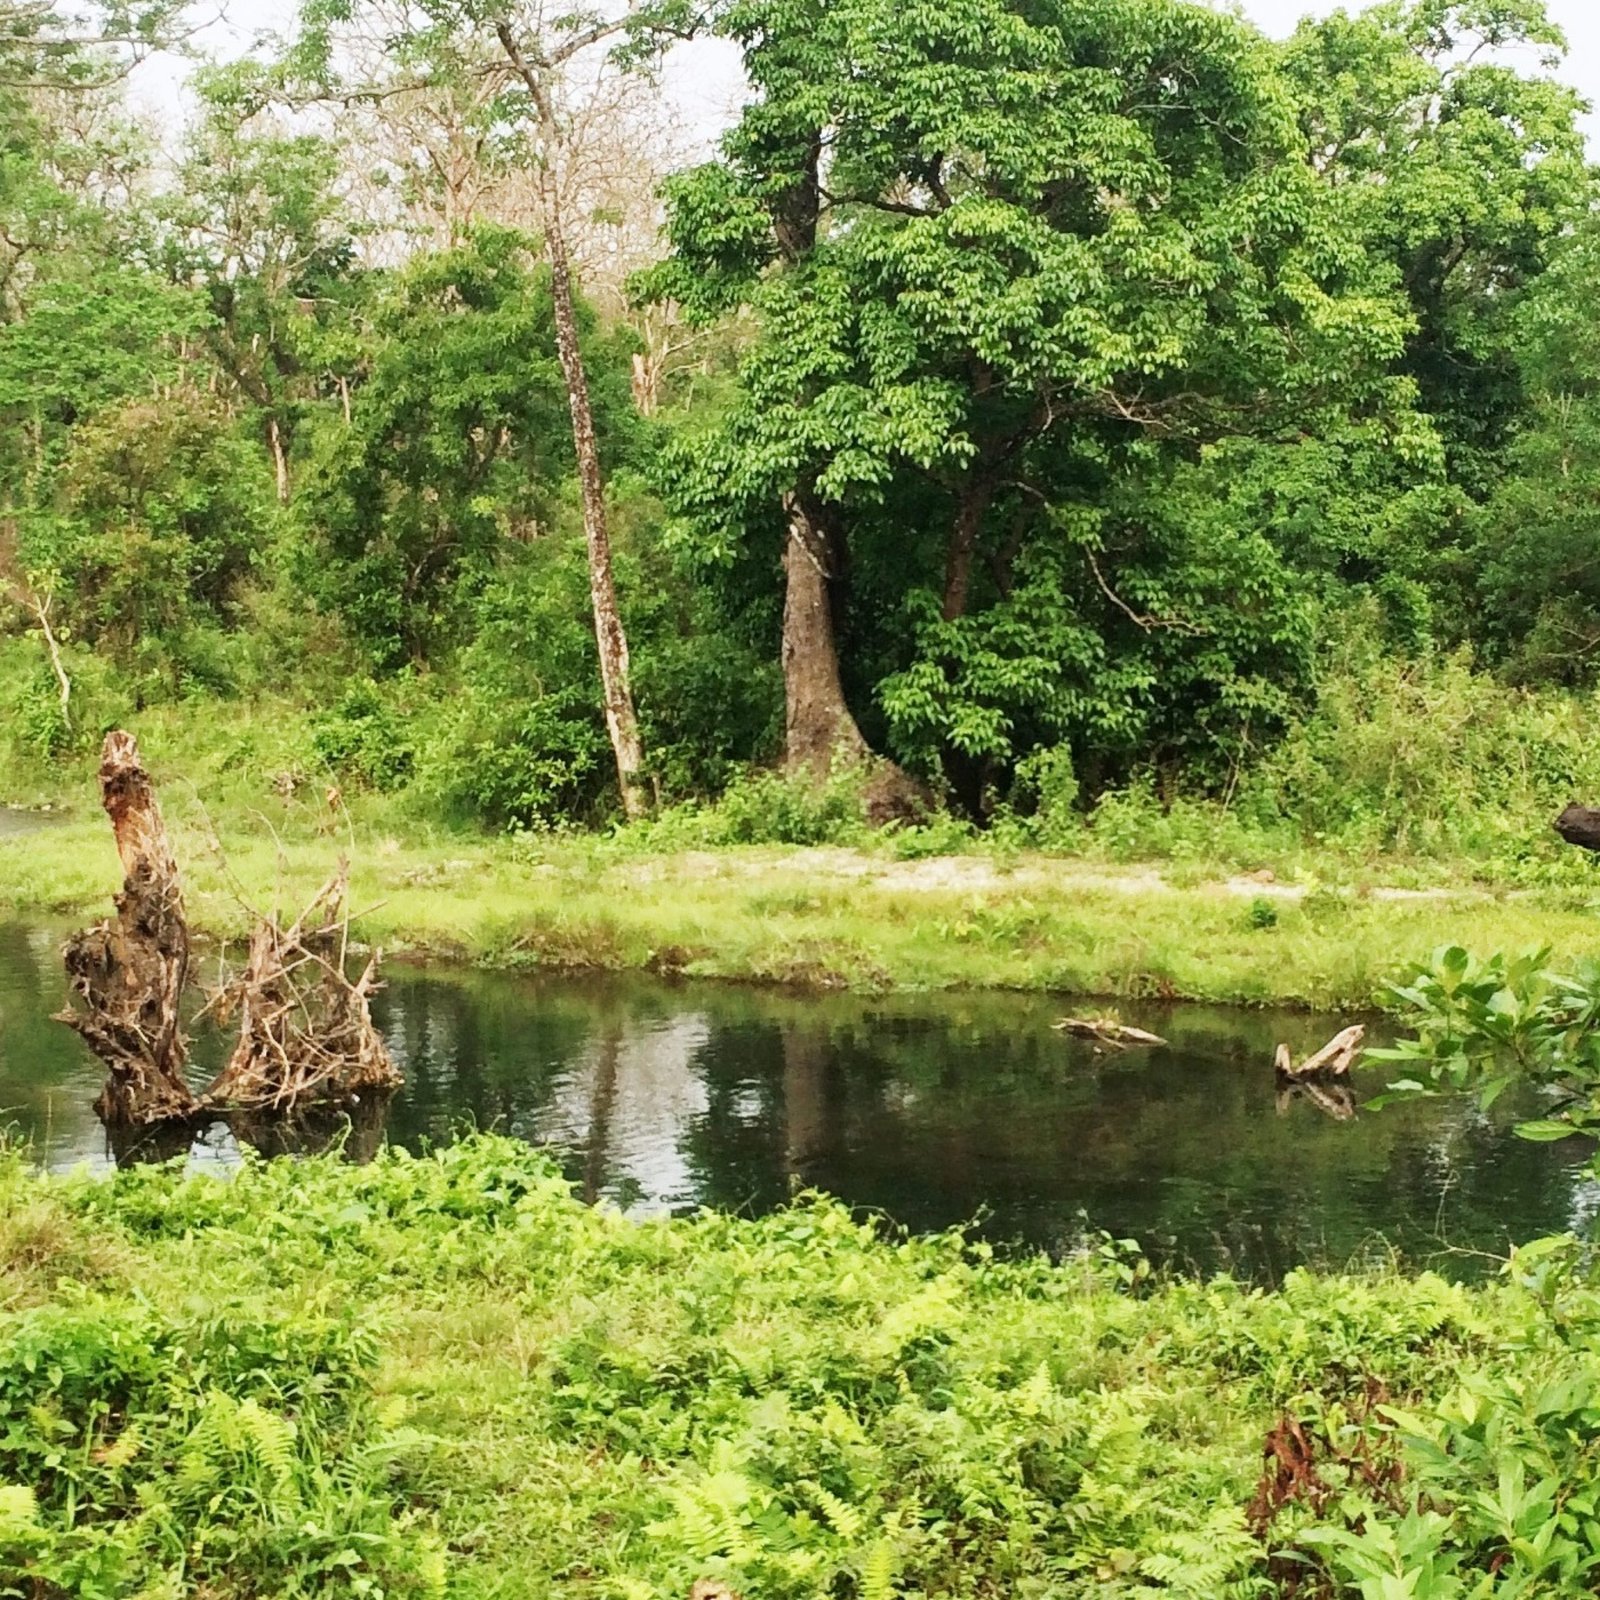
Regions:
[[1054, 1016, 1168, 1049], [1555, 803, 1600, 854], [1273, 1024, 1364, 1082], [56, 731, 200, 1125], [202, 867, 400, 1112]]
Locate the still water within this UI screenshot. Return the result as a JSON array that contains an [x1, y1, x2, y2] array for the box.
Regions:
[[1, 919, 1592, 1281]]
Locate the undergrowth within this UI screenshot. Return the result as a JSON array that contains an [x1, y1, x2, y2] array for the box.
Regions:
[[4, 1135, 1600, 1596]]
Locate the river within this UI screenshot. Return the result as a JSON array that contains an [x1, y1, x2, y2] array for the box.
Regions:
[[1, 916, 1591, 1281]]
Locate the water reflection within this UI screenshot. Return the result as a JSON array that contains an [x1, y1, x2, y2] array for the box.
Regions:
[[2, 920, 1594, 1280]]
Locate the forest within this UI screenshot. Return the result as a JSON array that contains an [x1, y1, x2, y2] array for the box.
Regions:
[[4, 0, 1600, 860]]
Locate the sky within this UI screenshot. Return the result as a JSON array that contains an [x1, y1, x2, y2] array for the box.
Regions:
[[130, 0, 1600, 150]]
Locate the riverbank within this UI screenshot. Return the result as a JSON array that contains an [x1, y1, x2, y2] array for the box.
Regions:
[[8, 794, 1600, 1008], [2, 1131, 1589, 1597]]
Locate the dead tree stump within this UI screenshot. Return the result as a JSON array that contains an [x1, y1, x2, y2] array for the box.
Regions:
[[203, 868, 400, 1112], [57, 731, 200, 1125], [58, 729, 402, 1137]]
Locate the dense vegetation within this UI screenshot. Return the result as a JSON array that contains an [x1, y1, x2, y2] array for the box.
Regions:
[[8, 1130, 1600, 1600], [4, 0, 1600, 865]]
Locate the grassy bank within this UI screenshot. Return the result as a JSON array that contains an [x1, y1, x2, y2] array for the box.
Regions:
[[4, 1132, 1597, 1598], [9, 688, 1600, 1010], [12, 797, 1600, 1008], [11, 791, 1600, 1010]]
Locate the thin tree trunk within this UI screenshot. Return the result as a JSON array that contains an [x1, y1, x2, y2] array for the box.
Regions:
[[496, 23, 648, 820], [268, 415, 290, 504], [782, 494, 871, 781]]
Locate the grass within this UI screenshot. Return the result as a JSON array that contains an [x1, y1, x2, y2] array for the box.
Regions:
[[9, 687, 1600, 1011], [13, 795, 1600, 1009], [6, 1131, 1598, 1599]]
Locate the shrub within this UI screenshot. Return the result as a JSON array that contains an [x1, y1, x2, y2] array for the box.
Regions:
[[310, 678, 416, 792]]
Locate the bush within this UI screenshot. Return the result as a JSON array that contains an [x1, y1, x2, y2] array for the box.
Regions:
[[310, 678, 416, 792], [1244, 652, 1600, 864]]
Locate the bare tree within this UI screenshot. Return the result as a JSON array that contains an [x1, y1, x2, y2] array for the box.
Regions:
[[299, 0, 687, 816]]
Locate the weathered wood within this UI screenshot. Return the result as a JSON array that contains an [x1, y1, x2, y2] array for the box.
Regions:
[[57, 731, 200, 1125], [58, 731, 401, 1133], [1055, 1016, 1169, 1049], [202, 866, 401, 1112], [1274, 1024, 1364, 1082], [1555, 803, 1600, 853]]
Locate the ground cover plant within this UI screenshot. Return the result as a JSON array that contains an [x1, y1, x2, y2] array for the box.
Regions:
[[7, 1130, 1600, 1599]]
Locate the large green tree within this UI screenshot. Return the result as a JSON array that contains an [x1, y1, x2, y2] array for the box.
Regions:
[[295, 225, 637, 665], [651, 0, 1417, 802], [1282, 0, 1592, 494]]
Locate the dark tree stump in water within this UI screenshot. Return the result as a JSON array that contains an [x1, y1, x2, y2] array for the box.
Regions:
[[1555, 804, 1600, 853], [57, 731, 199, 1125], [58, 728, 401, 1134]]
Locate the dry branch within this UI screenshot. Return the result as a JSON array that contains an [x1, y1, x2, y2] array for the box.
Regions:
[[203, 867, 400, 1111], [1054, 1016, 1168, 1049]]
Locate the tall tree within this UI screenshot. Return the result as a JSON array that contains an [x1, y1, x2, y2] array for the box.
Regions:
[[650, 0, 1415, 796], [158, 63, 357, 502], [1281, 0, 1591, 493], [293, 0, 687, 818]]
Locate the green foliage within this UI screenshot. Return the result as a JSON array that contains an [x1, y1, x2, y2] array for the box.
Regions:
[[310, 679, 416, 792], [2, 0, 1600, 847], [5, 1133, 1569, 1600], [624, 767, 870, 849], [20, 392, 274, 671], [293, 227, 604, 665], [1375, 944, 1600, 1140], [1241, 652, 1600, 866]]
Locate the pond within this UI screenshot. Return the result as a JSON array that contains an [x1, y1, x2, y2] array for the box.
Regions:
[[0, 917, 1591, 1281]]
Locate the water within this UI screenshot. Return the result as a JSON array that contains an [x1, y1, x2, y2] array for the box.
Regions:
[[1, 918, 1592, 1281]]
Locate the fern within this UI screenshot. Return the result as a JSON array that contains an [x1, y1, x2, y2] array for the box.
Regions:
[[859, 1536, 900, 1600]]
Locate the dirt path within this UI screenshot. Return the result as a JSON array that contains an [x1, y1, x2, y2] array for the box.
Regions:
[[622, 846, 1462, 902]]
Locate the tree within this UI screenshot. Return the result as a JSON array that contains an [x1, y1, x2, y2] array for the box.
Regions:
[[293, 0, 693, 818], [157, 63, 359, 503], [295, 225, 626, 664], [1281, 0, 1592, 494], [651, 0, 1417, 800]]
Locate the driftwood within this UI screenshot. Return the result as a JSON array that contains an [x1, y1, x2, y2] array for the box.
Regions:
[[1555, 803, 1600, 854], [1054, 1016, 1168, 1049], [203, 869, 400, 1111], [59, 728, 401, 1131], [57, 732, 201, 1125], [1273, 1025, 1364, 1122], [1273, 1024, 1364, 1082]]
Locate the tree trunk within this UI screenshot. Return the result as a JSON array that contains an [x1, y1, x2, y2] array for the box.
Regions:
[[942, 479, 996, 622], [497, 23, 648, 820], [268, 415, 290, 504], [58, 731, 200, 1126], [783, 494, 871, 780]]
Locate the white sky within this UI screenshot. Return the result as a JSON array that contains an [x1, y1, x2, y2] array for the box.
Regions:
[[130, 0, 1600, 151]]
